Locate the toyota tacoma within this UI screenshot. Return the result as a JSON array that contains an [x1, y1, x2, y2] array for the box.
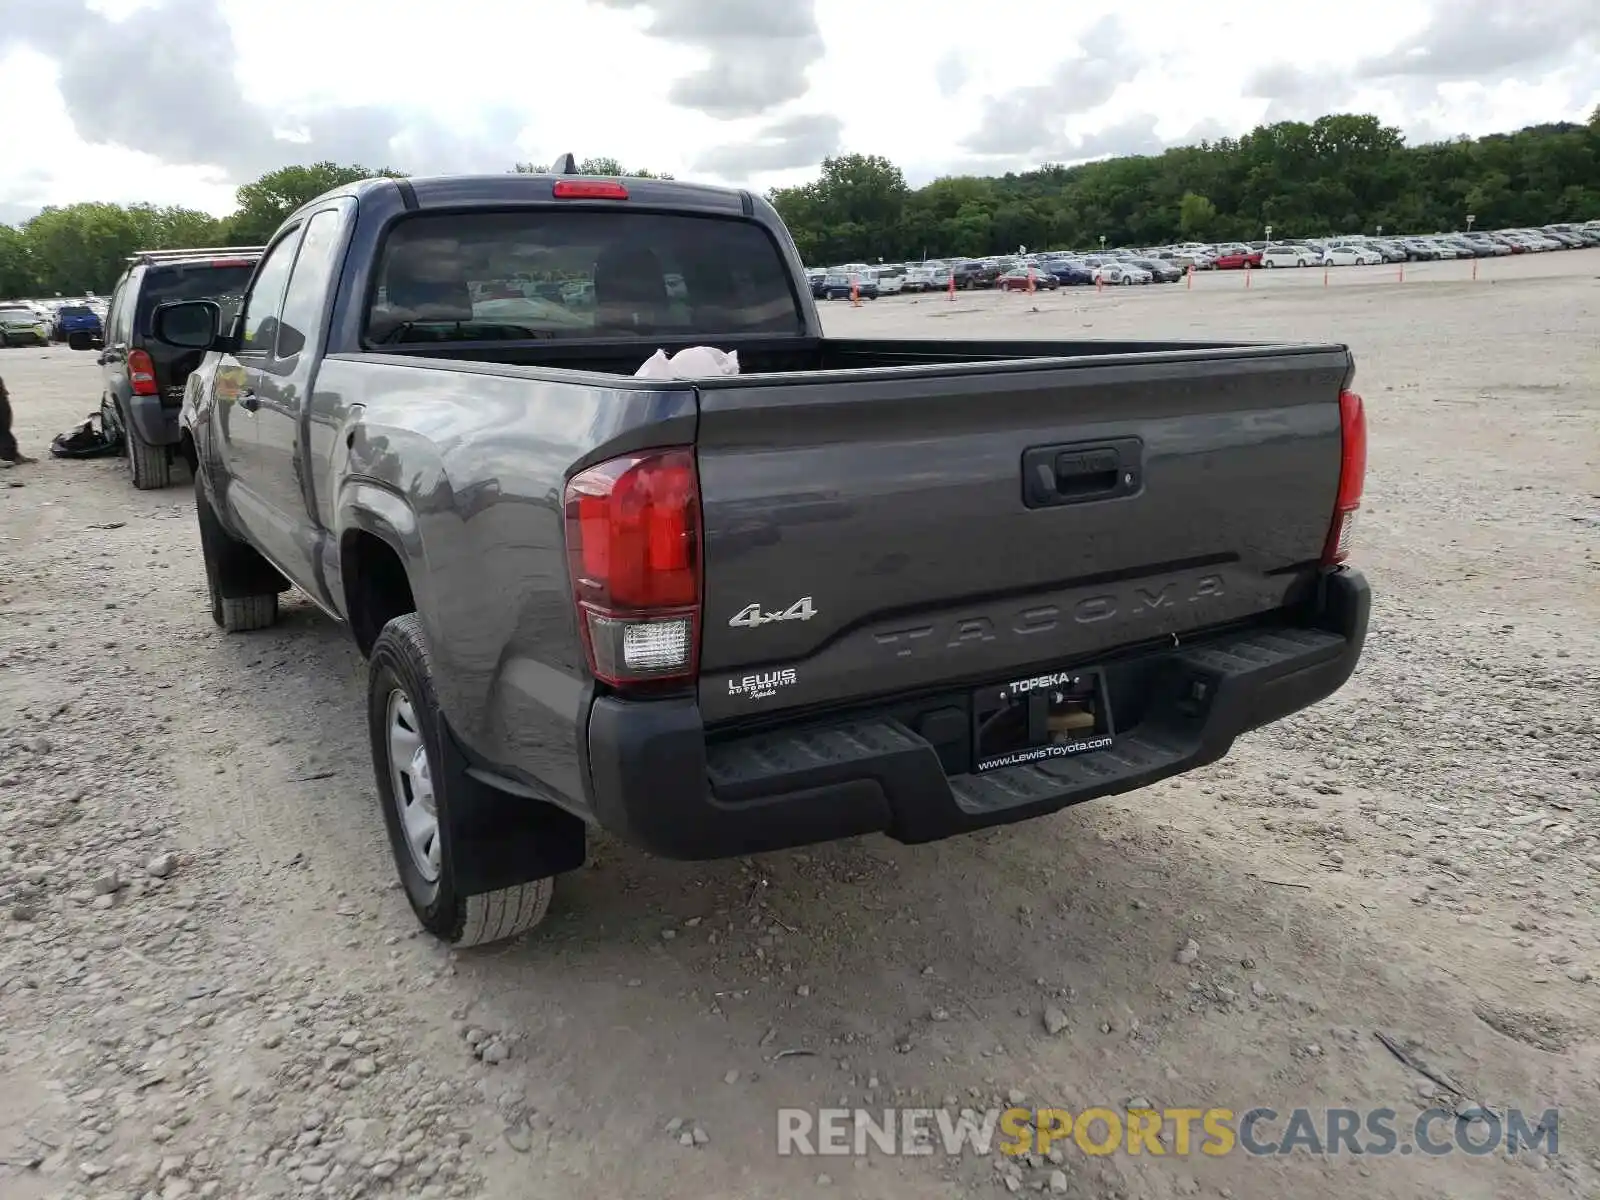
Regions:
[[156, 165, 1371, 946]]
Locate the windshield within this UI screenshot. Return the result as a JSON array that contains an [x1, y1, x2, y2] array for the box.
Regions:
[[136, 263, 256, 333], [364, 210, 804, 344]]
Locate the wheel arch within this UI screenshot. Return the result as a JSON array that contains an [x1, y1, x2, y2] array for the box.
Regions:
[[337, 484, 428, 658]]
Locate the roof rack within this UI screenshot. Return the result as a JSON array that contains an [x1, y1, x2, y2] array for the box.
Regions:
[[126, 246, 266, 264]]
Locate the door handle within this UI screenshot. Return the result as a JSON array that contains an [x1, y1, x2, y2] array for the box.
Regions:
[[1022, 438, 1143, 508], [239, 389, 260, 412]]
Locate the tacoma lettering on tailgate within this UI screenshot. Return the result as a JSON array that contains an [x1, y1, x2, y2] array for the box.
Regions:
[[872, 574, 1225, 659]]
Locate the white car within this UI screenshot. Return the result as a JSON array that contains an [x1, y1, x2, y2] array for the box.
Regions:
[[1261, 246, 1317, 268], [1093, 262, 1152, 285], [1322, 247, 1383, 267], [870, 269, 905, 296]]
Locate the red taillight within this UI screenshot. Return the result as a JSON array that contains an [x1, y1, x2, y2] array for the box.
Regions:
[[1322, 389, 1367, 565], [564, 447, 700, 686], [128, 348, 159, 396], [552, 180, 629, 200]]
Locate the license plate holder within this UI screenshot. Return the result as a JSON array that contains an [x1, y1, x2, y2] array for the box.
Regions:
[[972, 667, 1114, 773]]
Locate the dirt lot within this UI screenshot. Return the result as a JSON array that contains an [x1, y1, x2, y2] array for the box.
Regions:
[[2, 249, 1597, 1200]]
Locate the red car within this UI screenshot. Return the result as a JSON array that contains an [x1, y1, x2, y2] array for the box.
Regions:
[[1212, 250, 1263, 270], [997, 268, 1059, 291]]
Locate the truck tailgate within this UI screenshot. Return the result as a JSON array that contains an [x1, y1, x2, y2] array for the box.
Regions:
[[694, 346, 1352, 725]]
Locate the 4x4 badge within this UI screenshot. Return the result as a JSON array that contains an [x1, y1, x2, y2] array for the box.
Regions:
[[728, 596, 817, 629]]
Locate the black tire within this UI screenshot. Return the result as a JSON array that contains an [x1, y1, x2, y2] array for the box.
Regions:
[[127, 419, 172, 490], [1265, 260, 1275, 268], [369, 613, 554, 946], [195, 473, 280, 632]]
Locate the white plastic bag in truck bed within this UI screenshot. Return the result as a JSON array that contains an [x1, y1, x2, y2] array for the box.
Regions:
[[634, 347, 740, 379]]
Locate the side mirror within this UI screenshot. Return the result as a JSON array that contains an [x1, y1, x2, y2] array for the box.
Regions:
[[152, 300, 221, 350], [67, 331, 103, 352]]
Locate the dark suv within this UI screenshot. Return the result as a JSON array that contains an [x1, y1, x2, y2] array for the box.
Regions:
[[72, 246, 262, 489]]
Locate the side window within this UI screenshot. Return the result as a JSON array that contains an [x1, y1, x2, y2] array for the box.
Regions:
[[102, 286, 120, 341], [111, 278, 133, 343], [239, 229, 303, 354], [275, 208, 346, 360]]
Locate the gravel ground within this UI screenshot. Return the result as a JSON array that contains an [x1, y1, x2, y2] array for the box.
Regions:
[[1, 248, 1597, 1200]]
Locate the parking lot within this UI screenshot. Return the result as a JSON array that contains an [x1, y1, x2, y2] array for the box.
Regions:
[[1, 249, 1596, 1200]]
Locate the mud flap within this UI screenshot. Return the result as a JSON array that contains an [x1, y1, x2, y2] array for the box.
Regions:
[[195, 474, 291, 598], [435, 719, 587, 895]]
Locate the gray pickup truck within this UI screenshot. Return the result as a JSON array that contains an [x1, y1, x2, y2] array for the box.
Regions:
[[155, 168, 1371, 947]]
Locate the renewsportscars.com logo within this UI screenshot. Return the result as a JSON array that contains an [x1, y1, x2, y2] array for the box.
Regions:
[[776, 1105, 1559, 1160]]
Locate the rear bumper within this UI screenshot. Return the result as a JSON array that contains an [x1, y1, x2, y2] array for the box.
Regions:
[[586, 568, 1370, 861], [127, 395, 181, 446]]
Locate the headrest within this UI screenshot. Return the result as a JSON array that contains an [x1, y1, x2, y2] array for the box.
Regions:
[[382, 237, 475, 321], [593, 243, 669, 305]]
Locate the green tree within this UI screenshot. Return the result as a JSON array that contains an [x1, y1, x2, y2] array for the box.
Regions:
[[511, 159, 673, 178], [23, 203, 150, 295], [135, 204, 227, 250], [512, 160, 675, 180], [1178, 192, 1218, 238], [0, 225, 38, 298], [228, 162, 405, 243]]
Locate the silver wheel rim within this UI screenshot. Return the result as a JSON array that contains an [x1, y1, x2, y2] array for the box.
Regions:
[[386, 688, 441, 883]]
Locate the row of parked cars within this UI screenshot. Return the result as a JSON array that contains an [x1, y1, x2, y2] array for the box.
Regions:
[[0, 295, 107, 346], [805, 220, 1600, 298], [806, 254, 1186, 296]]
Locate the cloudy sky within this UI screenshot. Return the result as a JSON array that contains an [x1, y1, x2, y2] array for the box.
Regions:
[[1, 0, 1595, 224]]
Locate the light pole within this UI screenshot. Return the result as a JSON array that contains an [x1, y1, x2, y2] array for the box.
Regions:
[[1466, 213, 1476, 234], [1264, 224, 1273, 249], [1376, 225, 1383, 238], [1099, 235, 1106, 253]]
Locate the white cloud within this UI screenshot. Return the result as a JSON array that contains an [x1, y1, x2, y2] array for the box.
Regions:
[[2, 0, 1595, 222]]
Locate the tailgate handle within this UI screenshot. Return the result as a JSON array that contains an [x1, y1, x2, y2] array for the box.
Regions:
[[1023, 438, 1142, 509]]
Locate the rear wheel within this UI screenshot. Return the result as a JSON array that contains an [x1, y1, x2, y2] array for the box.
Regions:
[[127, 420, 172, 490], [369, 613, 554, 946]]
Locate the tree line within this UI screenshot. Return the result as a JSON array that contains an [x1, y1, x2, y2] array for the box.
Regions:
[[4, 112, 1597, 298], [770, 111, 1600, 264]]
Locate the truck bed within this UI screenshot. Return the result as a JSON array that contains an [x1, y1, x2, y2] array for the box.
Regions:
[[359, 334, 1313, 379]]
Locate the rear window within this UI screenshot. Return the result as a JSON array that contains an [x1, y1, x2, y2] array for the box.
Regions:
[[60, 305, 94, 316], [364, 211, 805, 344], [135, 263, 257, 333]]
